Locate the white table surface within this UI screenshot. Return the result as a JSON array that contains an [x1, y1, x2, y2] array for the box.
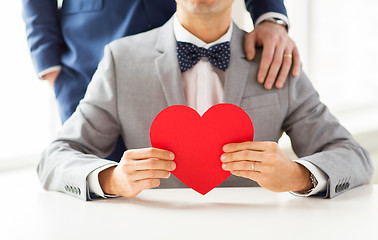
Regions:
[[1, 168, 377, 240]]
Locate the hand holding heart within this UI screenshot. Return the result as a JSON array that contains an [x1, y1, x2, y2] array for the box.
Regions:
[[99, 104, 312, 198], [221, 141, 313, 192], [99, 148, 175, 198], [99, 142, 313, 198]]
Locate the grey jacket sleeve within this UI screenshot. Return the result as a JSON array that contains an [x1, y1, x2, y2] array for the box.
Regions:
[[38, 45, 120, 201], [282, 70, 373, 198]]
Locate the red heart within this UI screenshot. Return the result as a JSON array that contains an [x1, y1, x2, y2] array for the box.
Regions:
[[150, 104, 254, 195]]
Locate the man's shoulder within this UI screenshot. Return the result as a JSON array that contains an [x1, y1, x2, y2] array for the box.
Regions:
[[109, 27, 161, 53]]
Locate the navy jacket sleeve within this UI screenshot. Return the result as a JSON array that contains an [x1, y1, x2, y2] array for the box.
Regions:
[[22, 0, 63, 74], [245, 0, 288, 24]]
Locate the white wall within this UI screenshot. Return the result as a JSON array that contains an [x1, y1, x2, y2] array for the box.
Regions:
[[0, 1, 60, 171]]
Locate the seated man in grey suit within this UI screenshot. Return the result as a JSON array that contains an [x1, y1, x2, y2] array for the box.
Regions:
[[38, 0, 373, 201]]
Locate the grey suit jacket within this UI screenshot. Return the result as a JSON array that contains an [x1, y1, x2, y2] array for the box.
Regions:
[[38, 18, 373, 201]]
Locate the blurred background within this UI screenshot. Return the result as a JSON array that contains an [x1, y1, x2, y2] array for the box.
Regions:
[[0, 0, 377, 182]]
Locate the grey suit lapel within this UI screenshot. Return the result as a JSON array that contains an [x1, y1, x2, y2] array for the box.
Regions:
[[154, 20, 254, 107], [154, 18, 187, 106], [223, 24, 254, 106]]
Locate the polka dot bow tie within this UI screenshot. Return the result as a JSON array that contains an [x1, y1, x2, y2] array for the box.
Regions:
[[176, 41, 231, 72]]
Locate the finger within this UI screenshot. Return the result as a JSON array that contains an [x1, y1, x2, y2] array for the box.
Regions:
[[230, 170, 262, 182], [130, 170, 171, 181], [135, 178, 161, 191], [221, 150, 266, 163], [123, 148, 175, 161], [222, 160, 264, 172], [131, 158, 176, 171], [257, 41, 275, 84], [275, 50, 293, 88], [223, 141, 272, 153], [291, 46, 301, 77], [244, 32, 256, 61], [264, 44, 286, 89]]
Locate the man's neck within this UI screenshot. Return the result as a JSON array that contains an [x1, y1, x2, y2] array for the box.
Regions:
[[176, 8, 232, 44]]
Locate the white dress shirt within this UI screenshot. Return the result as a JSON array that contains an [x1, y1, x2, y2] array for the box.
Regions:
[[87, 15, 326, 198], [174, 15, 232, 116]]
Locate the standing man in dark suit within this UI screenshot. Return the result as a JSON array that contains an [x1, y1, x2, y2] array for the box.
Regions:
[[22, 0, 299, 159]]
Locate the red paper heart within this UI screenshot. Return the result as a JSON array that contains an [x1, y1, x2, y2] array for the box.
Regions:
[[150, 104, 254, 195]]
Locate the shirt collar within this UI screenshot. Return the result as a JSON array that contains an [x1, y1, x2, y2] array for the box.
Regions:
[[173, 13, 233, 49]]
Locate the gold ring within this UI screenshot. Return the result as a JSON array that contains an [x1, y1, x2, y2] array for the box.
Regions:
[[283, 54, 293, 58], [251, 161, 256, 171]]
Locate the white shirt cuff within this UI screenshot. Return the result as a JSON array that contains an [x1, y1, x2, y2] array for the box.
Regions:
[[255, 12, 290, 30], [38, 65, 62, 80], [87, 163, 119, 198], [290, 160, 328, 197]]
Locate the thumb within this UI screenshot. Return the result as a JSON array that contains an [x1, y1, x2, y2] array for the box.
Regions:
[[244, 31, 256, 61]]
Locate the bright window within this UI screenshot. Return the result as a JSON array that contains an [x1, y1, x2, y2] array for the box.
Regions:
[[0, 1, 60, 170]]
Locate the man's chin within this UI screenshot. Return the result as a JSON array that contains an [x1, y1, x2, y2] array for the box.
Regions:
[[186, 1, 222, 14]]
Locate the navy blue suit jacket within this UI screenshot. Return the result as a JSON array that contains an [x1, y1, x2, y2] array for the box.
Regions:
[[22, 0, 287, 122]]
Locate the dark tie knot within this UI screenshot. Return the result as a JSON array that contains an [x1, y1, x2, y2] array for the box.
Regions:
[[177, 41, 231, 72], [198, 47, 208, 57]]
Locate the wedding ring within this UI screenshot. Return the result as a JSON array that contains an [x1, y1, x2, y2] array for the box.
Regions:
[[251, 161, 256, 171], [283, 54, 292, 58]]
